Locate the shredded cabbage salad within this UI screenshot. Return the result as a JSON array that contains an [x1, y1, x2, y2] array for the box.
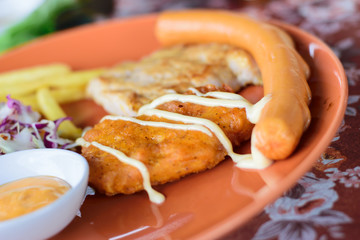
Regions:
[[0, 95, 77, 154]]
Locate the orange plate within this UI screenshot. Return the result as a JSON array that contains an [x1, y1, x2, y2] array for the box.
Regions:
[[0, 14, 347, 240]]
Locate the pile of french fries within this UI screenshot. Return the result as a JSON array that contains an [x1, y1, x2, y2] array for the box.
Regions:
[[0, 63, 105, 139]]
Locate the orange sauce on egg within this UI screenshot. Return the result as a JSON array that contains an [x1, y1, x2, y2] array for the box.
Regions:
[[0, 176, 71, 221]]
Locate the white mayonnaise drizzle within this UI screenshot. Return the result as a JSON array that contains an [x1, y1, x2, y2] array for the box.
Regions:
[[79, 90, 272, 203], [139, 108, 243, 162], [138, 91, 272, 168], [188, 87, 247, 100], [234, 130, 272, 169], [138, 92, 271, 124], [101, 115, 212, 136], [76, 138, 165, 204]]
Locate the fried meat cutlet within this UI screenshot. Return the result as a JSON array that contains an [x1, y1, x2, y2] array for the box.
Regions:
[[81, 116, 227, 195], [156, 101, 253, 147], [80, 88, 255, 196]]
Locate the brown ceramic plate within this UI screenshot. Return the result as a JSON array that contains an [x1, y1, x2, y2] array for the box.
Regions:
[[0, 14, 347, 240]]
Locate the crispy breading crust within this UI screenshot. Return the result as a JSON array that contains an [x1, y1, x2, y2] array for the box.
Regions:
[[81, 116, 227, 195]]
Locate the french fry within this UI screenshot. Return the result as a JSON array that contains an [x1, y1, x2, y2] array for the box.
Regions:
[[36, 87, 82, 139], [17, 95, 39, 111], [1, 86, 86, 112], [0, 63, 104, 140], [0, 63, 71, 86], [0, 81, 47, 97], [0, 68, 103, 99], [44, 69, 104, 88], [50, 87, 87, 104], [0, 94, 39, 111]]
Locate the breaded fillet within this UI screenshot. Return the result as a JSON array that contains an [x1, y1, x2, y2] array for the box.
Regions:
[[87, 43, 261, 116], [156, 102, 253, 147], [81, 116, 227, 195], [81, 88, 253, 196], [152, 85, 254, 147]]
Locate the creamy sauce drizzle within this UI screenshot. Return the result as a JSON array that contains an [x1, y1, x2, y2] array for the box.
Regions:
[[140, 108, 244, 162], [234, 130, 272, 169], [138, 92, 271, 124], [101, 115, 212, 136], [137, 91, 271, 167], [79, 90, 272, 203], [76, 138, 165, 204]]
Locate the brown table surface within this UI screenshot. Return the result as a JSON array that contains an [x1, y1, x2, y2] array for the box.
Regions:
[[110, 0, 360, 239]]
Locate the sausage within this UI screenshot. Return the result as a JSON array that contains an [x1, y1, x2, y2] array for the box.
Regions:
[[156, 9, 311, 160]]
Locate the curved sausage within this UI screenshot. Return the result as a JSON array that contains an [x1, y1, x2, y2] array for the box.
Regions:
[[156, 10, 311, 160]]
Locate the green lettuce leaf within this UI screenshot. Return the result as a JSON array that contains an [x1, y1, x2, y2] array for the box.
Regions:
[[0, 0, 78, 52]]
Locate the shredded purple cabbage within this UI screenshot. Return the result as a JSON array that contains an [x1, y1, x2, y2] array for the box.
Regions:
[[0, 95, 76, 154]]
